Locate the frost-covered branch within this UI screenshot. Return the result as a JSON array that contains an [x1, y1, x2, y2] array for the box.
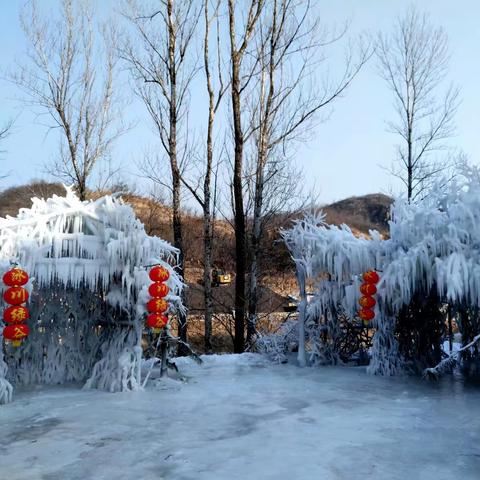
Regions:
[[423, 334, 480, 380]]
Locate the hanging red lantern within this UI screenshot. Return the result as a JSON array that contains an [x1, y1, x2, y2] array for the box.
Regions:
[[149, 266, 170, 283], [358, 308, 375, 321], [146, 313, 168, 333], [3, 286, 29, 305], [3, 305, 29, 324], [3, 268, 29, 287], [359, 296, 376, 308], [3, 324, 30, 346], [360, 283, 377, 295], [148, 282, 169, 298], [147, 298, 168, 314], [363, 270, 379, 284]]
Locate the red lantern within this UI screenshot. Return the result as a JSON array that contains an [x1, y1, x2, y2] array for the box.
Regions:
[[146, 313, 168, 333], [148, 282, 169, 298], [3, 287, 29, 305], [3, 268, 29, 287], [363, 270, 379, 284], [147, 298, 168, 313], [149, 266, 170, 283], [3, 324, 30, 346], [358, 308, 375, 321], [3, 305, 29, 324], [360, 283, 377, 296], [359, 296, 376, 308]]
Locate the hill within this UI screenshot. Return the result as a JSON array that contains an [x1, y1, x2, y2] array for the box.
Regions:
[[322, 193, 393, 236]]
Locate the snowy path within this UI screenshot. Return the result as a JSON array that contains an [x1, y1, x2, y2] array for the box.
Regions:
[[1, 354, 480, 480]]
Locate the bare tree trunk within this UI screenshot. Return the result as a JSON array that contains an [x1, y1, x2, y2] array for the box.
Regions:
[[202, 0, 216, 354], [77, 180, 87, 202], [167, 0, 188, 356], [231, 67, 247, 354], [227, 0, 264, 354], [407, 112, 413, 201], [203, 207, 214, 353], [175, 0, 224, 354], [247, 159, 265, 344], [247, 67, 269, 345]]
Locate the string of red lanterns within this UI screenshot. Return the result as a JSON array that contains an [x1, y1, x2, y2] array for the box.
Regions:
[[146, 266, 170, 333], [358, 270, 380, 323], [2, 268, 30, 347]]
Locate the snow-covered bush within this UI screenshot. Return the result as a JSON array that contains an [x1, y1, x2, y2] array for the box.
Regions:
[[283, 165, 480, 376], [255, 318, 299, 363], [0, 187, 184, 404]]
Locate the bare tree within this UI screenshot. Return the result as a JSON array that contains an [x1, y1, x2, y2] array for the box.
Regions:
[[377, 7, 460, 202], [227, 0, 266, 354], [244, 0, 371, 344], [168, 0, 227, 353], [12, 0, 124, 200], [121, 0, 200, 354], [196, 0, 225, 353]]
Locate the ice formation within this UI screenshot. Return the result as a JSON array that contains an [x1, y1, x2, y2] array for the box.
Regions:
[[283, 165, 480, 376], [0, 187, 184, 404]]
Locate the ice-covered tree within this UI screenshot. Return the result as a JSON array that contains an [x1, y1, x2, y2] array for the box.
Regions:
[[0, 187, 184, 404], [283, 165, 480, 376]]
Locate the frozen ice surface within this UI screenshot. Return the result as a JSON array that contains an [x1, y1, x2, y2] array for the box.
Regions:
[[1, 354, 479, 480]]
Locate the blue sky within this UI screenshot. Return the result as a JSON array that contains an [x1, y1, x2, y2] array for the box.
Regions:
[[0, 0, 479, 205]]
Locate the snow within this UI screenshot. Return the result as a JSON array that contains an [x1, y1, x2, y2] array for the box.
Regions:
[[282, 164, 480, 374], [1, 354, 479, 479], [0, 187, 185, 402]]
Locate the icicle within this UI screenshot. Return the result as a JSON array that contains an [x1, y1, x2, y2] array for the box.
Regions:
[[0, 189, 185, 398], [282, 172, 480, 375]]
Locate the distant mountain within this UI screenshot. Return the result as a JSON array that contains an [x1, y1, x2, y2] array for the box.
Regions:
[[322, 193, 393, 236]]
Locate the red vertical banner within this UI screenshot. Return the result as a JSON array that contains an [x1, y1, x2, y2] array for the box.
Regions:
[[146, 266, 170, 333], [2, 268, 30, 347]]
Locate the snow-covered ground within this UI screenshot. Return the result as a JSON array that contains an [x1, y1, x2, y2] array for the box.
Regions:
[[1, 354, 479, 480]]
